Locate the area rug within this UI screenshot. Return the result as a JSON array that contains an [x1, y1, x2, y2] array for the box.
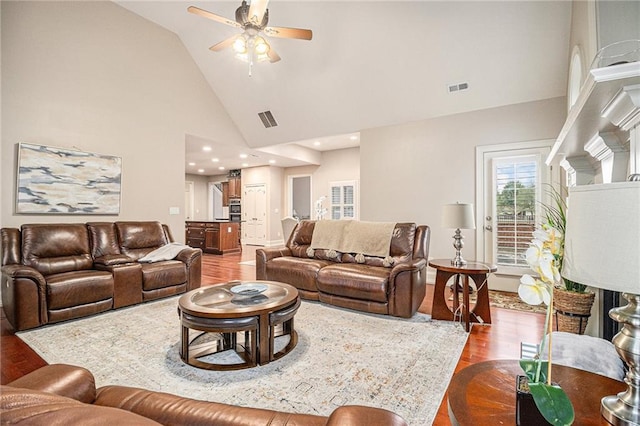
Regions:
[[18, 298, 468, 425]]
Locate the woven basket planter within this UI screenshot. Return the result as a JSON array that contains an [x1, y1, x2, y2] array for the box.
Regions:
[[554, 288, 596, 335]]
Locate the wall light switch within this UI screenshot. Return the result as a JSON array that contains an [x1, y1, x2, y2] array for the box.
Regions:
[[227, 227, 232, 233], [169, 207, 180, 215]]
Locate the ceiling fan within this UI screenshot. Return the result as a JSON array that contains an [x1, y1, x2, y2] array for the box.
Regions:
[[188, 0, 312, 72]]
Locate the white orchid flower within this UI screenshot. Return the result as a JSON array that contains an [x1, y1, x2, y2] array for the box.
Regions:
[[536, 250, 560, 284], [525, 239, 544, 269], [518, 274, 551, 306]]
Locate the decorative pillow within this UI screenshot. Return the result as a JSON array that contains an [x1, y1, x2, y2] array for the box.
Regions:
[[540, 331, 625, 381]]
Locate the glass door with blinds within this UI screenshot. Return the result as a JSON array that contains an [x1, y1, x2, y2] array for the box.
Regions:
[[329, 180, 358, 220], [476, 141, 556, 290]]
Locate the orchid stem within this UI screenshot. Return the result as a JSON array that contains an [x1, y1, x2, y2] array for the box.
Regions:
[[547, 289, 553, 386]]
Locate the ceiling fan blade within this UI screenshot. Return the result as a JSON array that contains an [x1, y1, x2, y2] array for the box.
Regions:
[[264, 26, 312, 41], [248, 0, 269, 25], [187, 6, 241, 28], [209, 35, 239, 52], [267, 47, 281, 63]]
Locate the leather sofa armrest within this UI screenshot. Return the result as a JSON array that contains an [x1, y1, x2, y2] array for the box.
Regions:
[[94, 254, 135, 267], [174, 247, 201, 266], [175, 247, 202, 291], [1, 264, 48, 330], [255, 247, 292, 280], [2, 264, 46, 285], [389, 257, 427, 279], [7, 364, 97, 404], [326, 405, 408, 426]]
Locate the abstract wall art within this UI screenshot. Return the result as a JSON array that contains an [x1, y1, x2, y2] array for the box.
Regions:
[[16, 143, 122, 214]]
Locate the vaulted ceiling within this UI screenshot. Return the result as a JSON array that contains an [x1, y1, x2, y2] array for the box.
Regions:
[[116, 1, 572, 172]]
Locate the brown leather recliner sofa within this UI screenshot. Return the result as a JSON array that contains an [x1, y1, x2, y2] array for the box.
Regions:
[[1, 221, 202, 331], [256, 221, 430, 318], [1, 364, 408, 425]]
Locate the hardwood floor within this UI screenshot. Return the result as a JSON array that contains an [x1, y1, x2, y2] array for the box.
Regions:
[[0, 246, 544, 424]]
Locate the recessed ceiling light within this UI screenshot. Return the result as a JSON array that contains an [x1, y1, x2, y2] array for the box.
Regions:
[[239, 153, 248, 159], [313, 141, 321, 146], [197, 169, 204, 173], [202, 146, 212, 152], [242, 163, 249, 167], [211, 158, 219, 162], [268, 159, 276, 164], [188, 162, 196, 166], [218, 166, 225, 170], [349, 135, 358, 141]]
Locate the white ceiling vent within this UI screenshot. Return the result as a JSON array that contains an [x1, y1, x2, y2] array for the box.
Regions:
[[447, 82, 469, 93], [258, 110, 278, 128]]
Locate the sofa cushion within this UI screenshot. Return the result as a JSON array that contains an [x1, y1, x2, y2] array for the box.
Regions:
[[266, 257, 332, 293], [115, 222, 168, 260], [21, 224, 93, 275], [46, 270, 114, 310], [317, 264, 390, 303], [87, 222, 122, 258], [140, 261, 187, 291]]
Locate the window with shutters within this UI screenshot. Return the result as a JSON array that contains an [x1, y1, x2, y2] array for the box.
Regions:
[[329, 180, 358, 220]]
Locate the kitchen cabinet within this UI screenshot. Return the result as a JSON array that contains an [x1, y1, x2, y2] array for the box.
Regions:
[[228, 176, 241, 198], [185, 221, 240, 254], [221, 182, 229, 207]]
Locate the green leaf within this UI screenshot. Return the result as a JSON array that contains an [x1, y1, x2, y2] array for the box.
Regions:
[[528, 383, 575, 426], [519, 359, 548, 384]]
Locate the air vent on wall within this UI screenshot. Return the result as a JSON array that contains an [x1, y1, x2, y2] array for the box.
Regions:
[[447, 82, 469, 93], [258, 110, 278, 128]]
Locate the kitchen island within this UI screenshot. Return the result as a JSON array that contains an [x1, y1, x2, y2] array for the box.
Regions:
[[185, 221, 240, 254]]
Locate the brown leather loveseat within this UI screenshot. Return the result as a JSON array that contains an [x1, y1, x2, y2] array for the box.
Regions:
[[1, 221, 201, 331], [1, 364, 408, 425], [256, 220, 430, 318]]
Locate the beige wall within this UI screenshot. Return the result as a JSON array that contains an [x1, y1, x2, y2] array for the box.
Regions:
[[360, 97, 567, 264], [283, 148, 360, 220], [1, 1, 245, 238]]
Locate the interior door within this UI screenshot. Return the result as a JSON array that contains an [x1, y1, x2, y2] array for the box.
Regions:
[[243, 183, 267, 246]]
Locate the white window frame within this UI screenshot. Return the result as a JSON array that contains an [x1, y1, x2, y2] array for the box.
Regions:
[[329, 180, 359, 220]]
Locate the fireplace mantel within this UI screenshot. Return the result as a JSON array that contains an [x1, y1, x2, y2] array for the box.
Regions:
[[547, 61, 640, 181]]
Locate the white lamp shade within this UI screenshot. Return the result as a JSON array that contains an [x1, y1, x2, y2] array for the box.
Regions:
[[442, 203, 476, 229], [562, 181, 640, 293]]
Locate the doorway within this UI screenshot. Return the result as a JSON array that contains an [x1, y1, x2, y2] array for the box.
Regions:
[[475, 140, 558, 291], [185, 181, 194, 220], [243, 183, 267, 246], [289, 175, 312, 220]]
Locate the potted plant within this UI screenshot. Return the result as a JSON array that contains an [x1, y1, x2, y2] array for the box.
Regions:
[[517, 222, 575, 425], [540, 187, 595, 334]]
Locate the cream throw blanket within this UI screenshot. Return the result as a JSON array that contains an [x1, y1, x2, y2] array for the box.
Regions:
[[138, 242, 190, 263], [311, 220, 396, 258]]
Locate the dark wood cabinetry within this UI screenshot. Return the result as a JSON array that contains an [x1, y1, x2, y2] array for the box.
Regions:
[[185, 221, 240, 254], [228, 176, 241, 198]]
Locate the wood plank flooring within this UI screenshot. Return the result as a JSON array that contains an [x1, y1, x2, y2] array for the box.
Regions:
[[0, 246, 544, 424]]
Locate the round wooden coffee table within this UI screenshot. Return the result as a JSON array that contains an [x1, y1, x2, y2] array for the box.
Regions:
[[178, 280, 300, 370]]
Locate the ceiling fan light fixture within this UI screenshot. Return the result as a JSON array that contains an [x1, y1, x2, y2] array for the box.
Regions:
[[254, 36, 270, 55], [232, 35, 248, 53]]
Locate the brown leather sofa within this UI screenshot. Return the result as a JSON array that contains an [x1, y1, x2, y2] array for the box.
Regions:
[[1, 221, 201, 331], [256, 221, 430, 318], [1, 364, 408, 425]]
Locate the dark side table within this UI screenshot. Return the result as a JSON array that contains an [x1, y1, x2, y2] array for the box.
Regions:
[[429, 259, 496, 332], [447, 360, 626, 425]]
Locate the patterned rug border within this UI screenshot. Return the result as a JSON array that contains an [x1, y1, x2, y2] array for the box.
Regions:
[[18, 298, 469, 425]]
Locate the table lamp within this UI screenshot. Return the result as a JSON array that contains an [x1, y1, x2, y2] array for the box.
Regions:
[[442, 203, 476, 266], [562, 181, 640, 426]]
